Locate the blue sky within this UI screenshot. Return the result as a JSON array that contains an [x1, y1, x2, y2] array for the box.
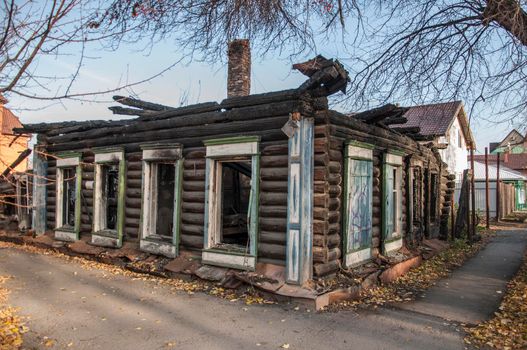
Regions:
[[6, 33, 518, 154]]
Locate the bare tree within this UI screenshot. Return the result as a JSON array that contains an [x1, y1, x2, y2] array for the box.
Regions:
[[92, 0, 526, 122], [0, 0, 178, 101]]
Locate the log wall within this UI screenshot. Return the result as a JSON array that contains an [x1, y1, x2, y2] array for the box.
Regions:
[[41, 94, 313, 265]]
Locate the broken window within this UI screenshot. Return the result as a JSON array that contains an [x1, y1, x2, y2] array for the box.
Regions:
[[92, 149, 125, 247], [155, 163, 176, 239], [430, 173, 438, 222], [218, 160, 252, 249], [99, 164, 119, 230], [55, 154, 82, 241], [383, 152, 404, 254], [140, 144, 183, 258], [203, 137, 259, 270], [412, 167, 422, 225], [62, 167, 77, 227]]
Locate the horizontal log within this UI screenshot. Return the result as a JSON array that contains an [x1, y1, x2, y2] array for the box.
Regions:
[[181, 202, 205, 213], [258, 243, 286, 260], [259, 205, 287, 218], [259, 217, 287, 232], [314, 260, 340, 276], [259, 231, 286, 245], [180, 234, 203, 248], [260, 192, 287, 206]]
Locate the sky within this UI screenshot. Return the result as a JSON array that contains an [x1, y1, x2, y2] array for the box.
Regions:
[[4, 19, 521, 155]]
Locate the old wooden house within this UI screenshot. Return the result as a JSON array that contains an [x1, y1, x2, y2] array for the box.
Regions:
[[16, 41, 452, 285]]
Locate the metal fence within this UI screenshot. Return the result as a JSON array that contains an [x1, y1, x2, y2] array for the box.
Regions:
[[454, 181, 516, 219]]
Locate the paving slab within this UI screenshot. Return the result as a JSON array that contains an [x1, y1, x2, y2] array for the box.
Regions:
[[396, 229, 527, 324]]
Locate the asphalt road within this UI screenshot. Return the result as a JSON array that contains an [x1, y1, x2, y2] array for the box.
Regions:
[[1, 230, 524, 350]]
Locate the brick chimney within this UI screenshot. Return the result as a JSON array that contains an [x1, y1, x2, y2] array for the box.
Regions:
[[227, 39, 251, 98]]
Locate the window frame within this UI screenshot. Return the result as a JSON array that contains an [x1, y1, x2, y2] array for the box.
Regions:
[[342, 140, 374, 267], [54, 152, 82, 242], [91, 147, 126, 248], [382, 150, 404, 254], [202, 136, 260, 271], [139, 143, 183, 258]]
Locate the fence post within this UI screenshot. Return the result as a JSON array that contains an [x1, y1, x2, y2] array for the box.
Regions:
[[485, 147, 490, 229], [496, 153, 501, 221], [469, 149, 476, 242]]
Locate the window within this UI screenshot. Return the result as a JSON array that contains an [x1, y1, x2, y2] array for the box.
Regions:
[[140, 144, 183, 258], [92, 148, 125, 248], [383, 151, 404, 254], [343, 141, 373, 267], [412, 167, 422, 225], [458, 131, 463, 148], [430, 173, 439, 222], [203, 136, 259, 270], [55, 153, 82, 242]]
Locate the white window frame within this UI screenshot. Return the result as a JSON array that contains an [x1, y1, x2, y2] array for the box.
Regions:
[[202, 136, 260, 271], [140, 144, 183, 258], [91, 148, 126, 248], [55, 153, 82, 242], [383, 151, 404, 254]]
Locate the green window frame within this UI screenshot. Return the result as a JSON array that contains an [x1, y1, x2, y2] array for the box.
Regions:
[[343, 141, 374, 267], [91, 147, 126, 248]]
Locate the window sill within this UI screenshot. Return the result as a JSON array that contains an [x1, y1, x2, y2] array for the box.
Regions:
[[54, 228, 78, 242], [344, 247, 372, 268], [140, 238, 177, 258], [202, 249, 256, 271], [91, 231, 120, 248], [383, 237, 403, 254]]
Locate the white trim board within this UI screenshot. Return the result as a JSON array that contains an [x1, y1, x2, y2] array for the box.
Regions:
[[94, 151, 123, 163], [345, 248, 372, 267], [385, 153, 403, 166], [57, 157, 80, 167], [55, 230, 77, 242], [202, 250, 256, 270], [384, 238, 403, 254], [140, 239, 177, 258], [206, 141, 258, 157], [348, 145, 373, 160]]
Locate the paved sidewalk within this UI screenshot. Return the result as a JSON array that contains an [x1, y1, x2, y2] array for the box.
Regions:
[[396, 229, 527, 324]]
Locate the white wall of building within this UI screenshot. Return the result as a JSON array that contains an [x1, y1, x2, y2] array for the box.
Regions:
[[438, 116, 468, 181]]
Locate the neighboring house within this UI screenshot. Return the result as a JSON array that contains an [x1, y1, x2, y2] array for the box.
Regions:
[[16, 44, 453, 288], [0, 94, 30, 174], [455, 161, 527, 216], [390, 101, 475, 182], [491, 129, 526, 154], [474, 129, 527, 177]]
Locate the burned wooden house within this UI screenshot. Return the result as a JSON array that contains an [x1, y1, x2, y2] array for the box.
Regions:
[[17, 41, 453, 285]]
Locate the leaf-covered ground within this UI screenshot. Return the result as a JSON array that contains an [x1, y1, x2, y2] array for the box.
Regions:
[[333, 229, 495, 309], [465, 250, 527, 349], [0, 275, 26, 349], [0, 241, 273, 307]]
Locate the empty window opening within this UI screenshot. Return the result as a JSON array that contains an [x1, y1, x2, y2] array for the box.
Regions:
[[62, 167, 77, 227], [391, 168, 398, 233], [100, 164, 119, 231], [154, 163, 176, 239], [430, 173, 438, 222], [217, 160, 252, 250], [413, 168, 422, 224]]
